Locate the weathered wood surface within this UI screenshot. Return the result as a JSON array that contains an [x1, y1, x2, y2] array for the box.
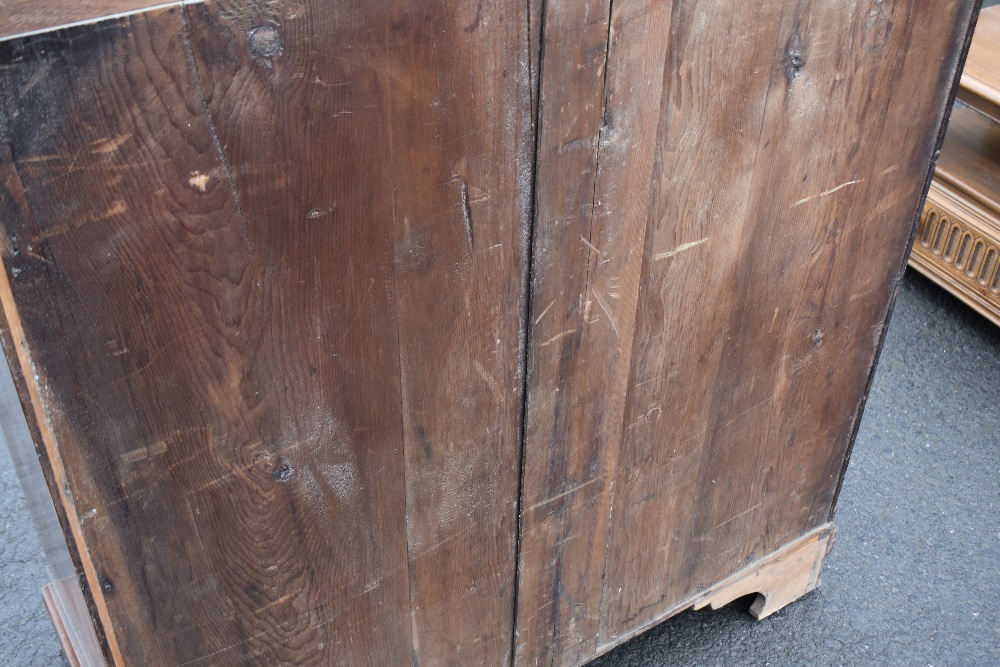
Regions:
[[515, 0, 979, 665], [0, 0, 979, 665], [0, 1, 531, 665], [0, 0, 180, 40]]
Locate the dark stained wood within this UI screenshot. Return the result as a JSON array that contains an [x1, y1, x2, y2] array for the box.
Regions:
[[0, 0, 978, 665], [0, 0, 180, 40], [512, 0, 616, 663], [515, 1, 979, 665], [514, 0, 683, 662], [0, 0, 530, 664]]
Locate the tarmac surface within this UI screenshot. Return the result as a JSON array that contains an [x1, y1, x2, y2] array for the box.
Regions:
[[1, 269, 998, 666]]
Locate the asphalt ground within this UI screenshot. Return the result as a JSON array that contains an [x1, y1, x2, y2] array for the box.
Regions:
[[1, 268, 998, 667]]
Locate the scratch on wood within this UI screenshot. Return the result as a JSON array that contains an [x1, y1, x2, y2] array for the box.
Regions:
[[307, 206, 335, 219], [654, 237, 710, 260], [793, 179, 864, 207], [413, 524, 474, 560], [534, 299, 557, 325], [527, 475, 604, 512], [580, 234, 602, 255], [540, 329, 576, 347], [461, 181, 474, 245], [473, 359, 502, 402], [591, 289, 619, 339], [710, 502, 763, 531]]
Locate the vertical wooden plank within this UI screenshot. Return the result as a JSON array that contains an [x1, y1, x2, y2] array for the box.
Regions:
[[599, 0, 979, 644], [599, 0, 801, 637], [0, 0, 531, 665], [520, 0, 979, 664], [514, 0, 673, 663], [0, 14, 270, 665], [365, 1, 532, 663], [513, 0, 612, 662], [179, 3, 415, 663]]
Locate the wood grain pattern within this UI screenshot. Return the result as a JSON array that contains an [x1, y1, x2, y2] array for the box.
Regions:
[[0, 1, 530, 664], [0, 0, 184, 40], [516, 1, 979, 665], [0, 1, 977, 665], [512, 0, 618, 663], [959, 5, 1000, 122]]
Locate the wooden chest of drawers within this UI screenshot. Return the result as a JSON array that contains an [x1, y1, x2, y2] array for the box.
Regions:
[[0, 1, 979, 665]]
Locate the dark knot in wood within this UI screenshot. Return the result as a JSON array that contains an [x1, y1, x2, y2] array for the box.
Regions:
[[271, 463, 294, 483], [249, 25, 283, 62]]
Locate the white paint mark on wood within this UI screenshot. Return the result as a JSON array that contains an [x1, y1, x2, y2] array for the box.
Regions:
[[307, 206, 335, 219]]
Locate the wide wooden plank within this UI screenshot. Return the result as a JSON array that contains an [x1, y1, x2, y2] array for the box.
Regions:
[[0, 1, 530, 664], [1, 9, 411, 665], [600, 0, 796, 638], [517, 1, 978, 665]]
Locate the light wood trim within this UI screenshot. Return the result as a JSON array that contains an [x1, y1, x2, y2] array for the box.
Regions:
[[910, 180, 1000, 328], [592, 524, 837, 659], [692, 524, 836, 620], [0, 257, 122, 664], [959, 6, 1000, 123]]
